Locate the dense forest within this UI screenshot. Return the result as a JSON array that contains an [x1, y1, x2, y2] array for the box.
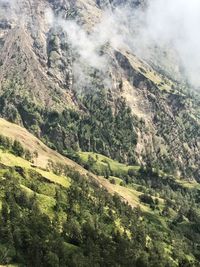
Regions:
[[0, 87, 139, 164]]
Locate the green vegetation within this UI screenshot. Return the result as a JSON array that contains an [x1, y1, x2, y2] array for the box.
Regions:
[[78, 151, 139, 177], [0, 135, 70, 188], [0, 159, 199, 266], [0, 133, 199, 266], [1, 82, 200, 181], [0, 70, 200, 266], [0, 135, 32, 161], [0, 88, 139, 165], [0, 4, 200, 265]]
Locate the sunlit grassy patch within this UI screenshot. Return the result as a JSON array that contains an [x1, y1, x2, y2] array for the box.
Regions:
[[78, 151, 139, 175], [0, 149, 70, 188]]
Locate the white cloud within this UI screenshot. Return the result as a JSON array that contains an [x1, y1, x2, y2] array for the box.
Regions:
[[25, 1, 200, 88], [131, 0, 200, 87]]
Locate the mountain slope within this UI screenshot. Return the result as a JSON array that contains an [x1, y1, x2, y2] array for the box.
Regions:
[[0, 0, 200, 181], [0, 118, 144, 208], [0, 118, 200, 266], [0, 119, 199, 266], [0, 0, 200, 265]]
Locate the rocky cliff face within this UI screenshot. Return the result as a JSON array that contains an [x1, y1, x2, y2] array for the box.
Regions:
[[0, 0, 76, 109], [0, 0, 200, 181]]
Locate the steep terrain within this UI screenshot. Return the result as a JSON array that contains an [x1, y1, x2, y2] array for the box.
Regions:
[[0, 0, 200, 181], [0, 0, 200, 266], [0, 118, 144, 208], [0, 118, 200, 266]]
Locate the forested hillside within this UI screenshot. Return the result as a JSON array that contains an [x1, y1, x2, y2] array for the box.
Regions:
[[0, 0, 200, 266], [0, 0, 200, 181], [0, 120, 199, 266]]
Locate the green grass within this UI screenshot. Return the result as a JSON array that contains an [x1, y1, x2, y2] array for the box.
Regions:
[[78, 151, 139, 176], [0, 149, 70, 188], [37, 169, 70, 188], [157, 169, 200, 190], [175, 178, 200, 190], [0, 148, 71, 219], [63, 242, 80, 252], [20, 184, 56, 218], [109, 176, 123, 185]]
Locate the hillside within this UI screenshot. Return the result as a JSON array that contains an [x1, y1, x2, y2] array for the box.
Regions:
[[0, 118, 146, 208], [0, 119, 200, 266], [0, 0, 200, 182], [0, 0, 200, 266]]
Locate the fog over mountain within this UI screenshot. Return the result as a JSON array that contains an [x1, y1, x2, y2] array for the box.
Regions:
[[1, 0, 200, 87], [1, 1, 200, 265], [134, 0, 200, 88], [44, 0, 200, 88]]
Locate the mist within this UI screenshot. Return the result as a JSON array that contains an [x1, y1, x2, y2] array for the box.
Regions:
[[134, 0, 200, 87], [47, 0, 200, 88]]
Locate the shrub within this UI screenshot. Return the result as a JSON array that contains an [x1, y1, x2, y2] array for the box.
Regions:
[[139, 194, 154, 205], [12, 140, 24, 157]]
